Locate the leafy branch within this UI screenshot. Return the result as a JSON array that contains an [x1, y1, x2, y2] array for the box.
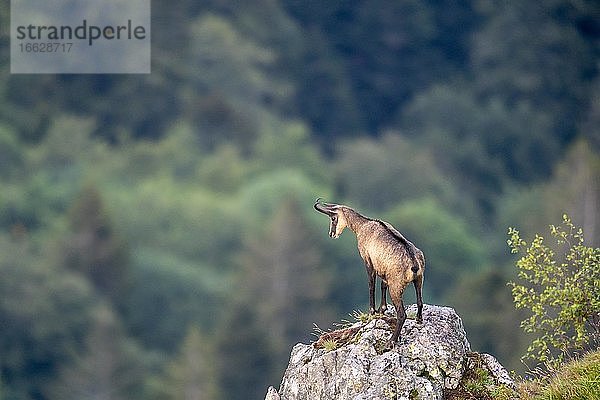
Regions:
[[508, 215, 600, 367]]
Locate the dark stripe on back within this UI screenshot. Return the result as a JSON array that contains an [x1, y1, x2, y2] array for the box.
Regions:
[[375, 219, 419, 273]]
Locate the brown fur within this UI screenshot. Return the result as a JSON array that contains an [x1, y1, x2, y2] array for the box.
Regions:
[[314, 200, 425, 346]]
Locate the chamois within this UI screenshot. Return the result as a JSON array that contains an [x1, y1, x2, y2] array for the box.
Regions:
[[314, 198, 425, 346]]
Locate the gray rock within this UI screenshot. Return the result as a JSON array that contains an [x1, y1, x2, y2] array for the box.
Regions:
[[479, 353, 516, 389], [265, 386, 281, 400], [267, 304, 472, 400]]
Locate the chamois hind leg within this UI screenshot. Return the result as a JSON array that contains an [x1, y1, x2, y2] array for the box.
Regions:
[[388, 284, 406, 345], [413, 275, 424, 324], [377, 280, 388, 314]]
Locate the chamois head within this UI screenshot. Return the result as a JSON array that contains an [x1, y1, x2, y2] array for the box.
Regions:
[[314, 198, 349, 239]]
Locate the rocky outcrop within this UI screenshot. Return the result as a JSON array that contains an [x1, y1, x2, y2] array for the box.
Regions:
[[265, 304, 515, 400]]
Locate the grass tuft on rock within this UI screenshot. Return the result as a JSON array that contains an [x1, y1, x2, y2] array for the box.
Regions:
[[518, 350, 600, 400]]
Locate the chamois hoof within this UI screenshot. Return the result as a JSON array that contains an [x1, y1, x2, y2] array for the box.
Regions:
[[383, 339, 397, 352]]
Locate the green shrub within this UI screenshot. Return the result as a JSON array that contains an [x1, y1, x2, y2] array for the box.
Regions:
[[508, 215, 600, 367]]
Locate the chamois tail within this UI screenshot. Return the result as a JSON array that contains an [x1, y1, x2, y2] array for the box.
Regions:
[[408, 244, 419, 274]]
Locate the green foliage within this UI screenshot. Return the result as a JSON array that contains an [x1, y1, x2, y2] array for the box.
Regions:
[[252, 120, 328, 182], [28, 115, 97, 170], [385, 198, 487, 301], [161, 326, 220, 400], [189, 13, 289, 108], [215, 198, 335, 399], [399, 84, 556, 216], [0, 235, 97, 399], [63, 185, 130, 303], [108, 178, 240, 265], [283, 26, 364, 141], [471, 1, 597, 140], [0, 124, 24, 179], [508, 215, 600, 366], [335, 133, 457, 211], [449, 270, 529, 372], [47, 306, 161, 400], [234, 168, 328, 233], [124, 248, 225, 352], [214, 302, 276, 400], [498, 139, 600, 253]]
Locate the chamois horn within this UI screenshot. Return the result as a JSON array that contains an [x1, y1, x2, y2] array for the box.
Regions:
[[314, 198, 337, 216]]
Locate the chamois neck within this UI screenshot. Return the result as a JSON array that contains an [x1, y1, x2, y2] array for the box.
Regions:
[[342, 207, 371, 234]]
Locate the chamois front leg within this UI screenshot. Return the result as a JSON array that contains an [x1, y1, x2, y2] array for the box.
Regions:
[[368, 271, 377, 314], [377, 280, 388, 314], [365, 260, 377, 314]]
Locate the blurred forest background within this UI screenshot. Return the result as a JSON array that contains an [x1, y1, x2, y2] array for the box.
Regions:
[[0, 1, 599, 399]]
